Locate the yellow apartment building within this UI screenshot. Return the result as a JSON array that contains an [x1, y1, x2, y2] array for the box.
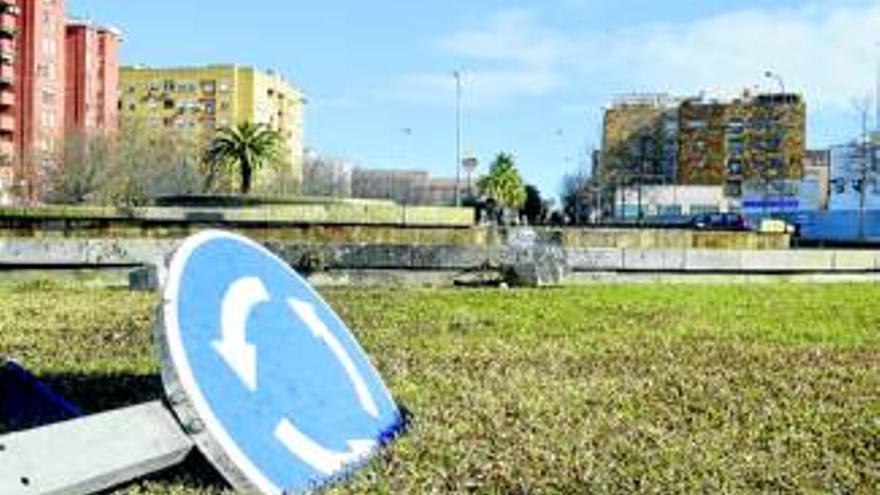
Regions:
[[119, 64, 304, 190]]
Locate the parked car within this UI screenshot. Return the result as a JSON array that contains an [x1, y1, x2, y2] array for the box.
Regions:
[[691, 213, 750, 231]]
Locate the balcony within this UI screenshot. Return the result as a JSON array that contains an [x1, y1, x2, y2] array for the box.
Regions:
[[0, 89, 13, 107], [0, 114, 14, 133], [0, 1, 19, 17], [0, 64, 13, 87], [0, 138, 12, 157], [0, 25, 14, 40]]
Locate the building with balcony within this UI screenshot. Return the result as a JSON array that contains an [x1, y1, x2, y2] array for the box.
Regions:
[[65, 18, 121, 133], [12, 0, 68, 203], [599, 93, 681, 187], [601, 90, 806, 212], [677, 92, 806, 196], [0, 1, 121, 204], [119, 64, 305, 189]]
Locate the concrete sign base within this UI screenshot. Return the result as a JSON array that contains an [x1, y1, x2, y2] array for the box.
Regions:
[[0, 401, 193, 495]]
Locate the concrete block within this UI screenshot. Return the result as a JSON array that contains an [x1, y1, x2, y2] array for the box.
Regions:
[[565, 249, 624, 271], [740, 250, 834, 272], [129, 266, 160, 292], [508, 259, 565, 287], [333, 245, 414, 269], [0, 402, 193, 495], [833, 250, 879, 272], [684, 250, 743, 272], [622, 249, 686, 271], [410, 245, 488, 270]]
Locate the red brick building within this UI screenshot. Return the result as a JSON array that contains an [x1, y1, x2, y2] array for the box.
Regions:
[[0, 1, 120, 204], [65, 18, 121, 132]]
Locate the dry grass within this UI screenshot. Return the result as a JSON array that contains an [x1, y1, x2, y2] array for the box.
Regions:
[[0, 282, 877, 494]]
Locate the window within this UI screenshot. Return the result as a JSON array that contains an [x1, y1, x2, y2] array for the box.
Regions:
[[727, 159, 744, 176], [658, 205, 682, 217], [690, 204, 720, 215]]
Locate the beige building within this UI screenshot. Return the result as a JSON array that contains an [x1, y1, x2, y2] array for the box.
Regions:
[[119, 64, 305, 189]]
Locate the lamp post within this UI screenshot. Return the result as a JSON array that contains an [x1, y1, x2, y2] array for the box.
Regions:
[[764, 70, 786, 94], [453, 70, 463, 207]]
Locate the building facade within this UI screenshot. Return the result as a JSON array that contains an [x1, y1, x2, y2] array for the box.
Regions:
[[0, 1, 121, 204], [614, 184, 733, 218], [119, 65, 305, 188], [600, 93, 680, 186], [8, 0, 67, 202], [828, 140, 880, 211], [678, 93, 806, 196], [601, 91, 807, 205], [65, 18, 121, 133]]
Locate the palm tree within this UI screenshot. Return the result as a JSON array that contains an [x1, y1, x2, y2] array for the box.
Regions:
[[477, 152, 527, 209], [207, 122, 282, 194]]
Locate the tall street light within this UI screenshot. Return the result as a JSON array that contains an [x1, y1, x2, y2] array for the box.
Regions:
[[764, 70, 786, 94], [453, 70, 463, 207], [875, 42, 880, 132]]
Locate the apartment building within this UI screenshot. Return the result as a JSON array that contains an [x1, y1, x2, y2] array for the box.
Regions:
[[599, 93, 681, 186], [601, 91, 806, 199], [4, 0, 67, 202], [0, 1, 121, 204], [119, 65, 305, 188], [65, 18, 121, 132], [678, 92, 806, 196]]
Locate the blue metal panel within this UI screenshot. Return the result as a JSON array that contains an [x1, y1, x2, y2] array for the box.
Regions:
[[0, 360, 82, 433]]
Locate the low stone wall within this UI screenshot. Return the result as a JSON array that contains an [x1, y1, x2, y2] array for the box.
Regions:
[[0, 206, 789, 252], [0, 203, 477, 229], [0, 238, 872, 275]]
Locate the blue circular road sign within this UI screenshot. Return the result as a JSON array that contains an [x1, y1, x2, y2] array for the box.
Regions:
[[158, 231, 403, 494]]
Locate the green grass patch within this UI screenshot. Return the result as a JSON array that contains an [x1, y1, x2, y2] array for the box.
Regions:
[[0, 284, 877, 494]]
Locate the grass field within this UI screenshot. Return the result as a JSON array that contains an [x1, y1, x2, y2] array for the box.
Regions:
[[0, 282, 878, 494]]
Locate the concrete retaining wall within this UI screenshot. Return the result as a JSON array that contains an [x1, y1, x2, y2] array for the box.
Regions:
[[0, 203, 476, 228], [0, 238, 875, 274]]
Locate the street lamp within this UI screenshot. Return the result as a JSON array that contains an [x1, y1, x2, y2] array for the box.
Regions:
[[764, 70, 786, 94], [453, 70, 463, 207]]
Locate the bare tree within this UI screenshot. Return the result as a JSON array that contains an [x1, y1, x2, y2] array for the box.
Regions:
[[44, 118, 220, 206]]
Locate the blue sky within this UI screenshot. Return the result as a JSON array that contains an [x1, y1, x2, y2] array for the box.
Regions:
[[70, 0, 880, 199]]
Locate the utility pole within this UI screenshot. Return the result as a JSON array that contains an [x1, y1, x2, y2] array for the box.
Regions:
[[859, 103, 869, 240], [876, 42, 880, 132], [453, 70, 463, 207]]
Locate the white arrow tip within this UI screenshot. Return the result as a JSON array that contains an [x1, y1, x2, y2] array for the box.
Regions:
[[346, 439, 378, 459], [212, 340, 258, 391]]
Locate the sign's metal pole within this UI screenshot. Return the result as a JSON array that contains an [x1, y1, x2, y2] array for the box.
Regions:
[[0, 402, 193, 495]]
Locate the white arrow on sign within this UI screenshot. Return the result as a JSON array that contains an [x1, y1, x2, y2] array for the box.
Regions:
[[212, 277, 385, 475], [213, 277, 270, 391], [275, 418, 376, 476], [288, 298, 380, 419]]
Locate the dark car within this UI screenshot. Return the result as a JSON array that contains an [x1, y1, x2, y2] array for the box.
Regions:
[[691, 213, 750, 231]]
